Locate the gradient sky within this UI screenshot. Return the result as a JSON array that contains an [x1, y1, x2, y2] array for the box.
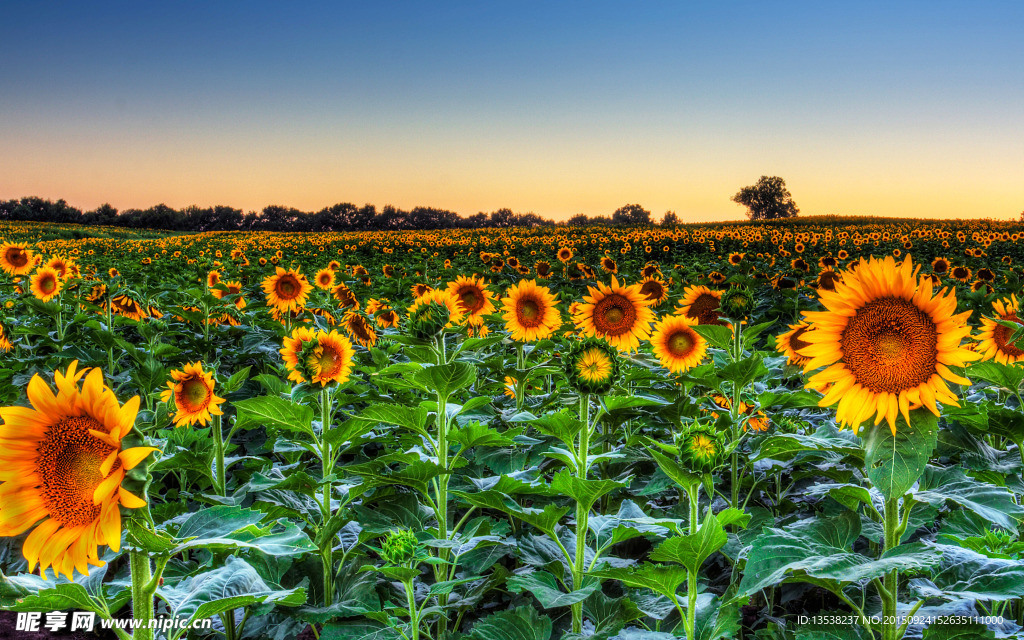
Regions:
[[1, 1, 1022, 222]]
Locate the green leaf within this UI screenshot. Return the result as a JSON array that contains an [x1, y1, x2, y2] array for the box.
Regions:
[[970, 361, 1024, 392], [469, 605, 553, 640], [222, 365, 252, 394], [321, 621, 403, 640], [921, 619, 996, 639], [453, 490, 570, 538], [125, 519, 183, 554], [506, 570, 599, 609], [649, 511, 727, 575], [647, 447, 701, 491], [159, 556, 305, 639], [233, 395, 315, 438], [359, 403, 431, 439], [752, 424, 864, 462], [717, 354, 768, 389], [0, 580, 105, 613], [692, 325, 733, 351], [600, 395, 671, 413], [451, 423, 519, 449], [913, 466, 1024, 530], [917, 544, 1024, 601], [168, 505, 316, 556], [550, 469, 629, 513], [591, 564, 690, 604], [863, 408, 938, 501], [530, 410, 585, 450], [409, 362, 477, 398]]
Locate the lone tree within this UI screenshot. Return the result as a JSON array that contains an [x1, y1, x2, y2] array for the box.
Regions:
[[732, 176, 799, 220], [612, 203, 652, 225]]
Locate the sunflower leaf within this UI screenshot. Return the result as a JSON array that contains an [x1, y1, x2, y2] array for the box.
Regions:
[[233, 395, 315, 438], [862, 408, 938, 501]]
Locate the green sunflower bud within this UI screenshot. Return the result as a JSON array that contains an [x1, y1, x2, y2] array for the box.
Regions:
[[720, 285, 754, 321], [380, 528, 419, 566], [676, 423, 727, 473], [564, 337, 620, 395], [407, 300, 450, 340]]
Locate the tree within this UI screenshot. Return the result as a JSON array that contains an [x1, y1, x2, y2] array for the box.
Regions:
[[732, 176, 799, 220], [611, 203, 652, 226], [566, 214, 590, 227], [661, 210, 679, 227]]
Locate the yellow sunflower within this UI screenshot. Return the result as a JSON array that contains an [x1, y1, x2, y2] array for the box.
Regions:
[[500, 279, 562, 342], [342, 311, 377, 347], [800, 256, 979, 434], [109, 294, 148, 321], [30, 267, 62, 302], [977, 295, 1024, 365], [0, 362, 157, 579], [650, 314, 707, 373], [281, 329, 355, 386], [375, 308, 400, 328], [775, 322, 813, 367], [159, 362, 226, 427], [212, 280, 247, 310], [676, 285, 724, 326], [315, 268, 336, 290], [407, 288, 466, 330], [0, 243, 35, 275], [638, 276, 670, 307], [262, 267, 312, 313], [573, 275, 655, 352], [447, 275, 496, 326]]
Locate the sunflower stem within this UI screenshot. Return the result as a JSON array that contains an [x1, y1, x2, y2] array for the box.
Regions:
[[208, 413, 226, 497], [129, 550, 156, 640], [320, 387, 335, 606], [685, 482, 700, 640], [881, 496, 900, 640], [571, 393, 592, 635], [106, 299, 115, 374]]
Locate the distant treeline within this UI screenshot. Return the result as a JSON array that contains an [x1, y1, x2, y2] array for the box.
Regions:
[[0, 197, 663, 232]]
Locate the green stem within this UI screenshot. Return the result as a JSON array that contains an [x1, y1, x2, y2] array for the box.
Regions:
[[686, 482, 700, 640], [211, 413, 226, 497], [106, 301, 115, 374], [572, 394, 592, 635], [403, 579, 420, 640], [882, 497, 900, 640], [129, 550, 156, 640], [730, 320, 743, 514], [320, 387, 335, 606]]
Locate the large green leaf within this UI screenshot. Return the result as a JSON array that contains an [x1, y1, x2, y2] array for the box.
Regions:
[[453, 489, 570, 537], [863, 409, 938, 500], [168, 505, 316, 556], [970, 361, 1024, 393], [914, 544, 1024, 601], [530, 410, 585, 450], [358, 403, 431, 439], [550, 469, 629, 513], [649, 512, 727, 575], [409, 362, 477, 398], [468, 605, 553, 640], [158, 556, 305, 640], [752, 424, 864, 462], [591, 564, 690, 604], [233, 395, 315, 438], [506, 570, 599, 609], [921, 619, 996, 639], [913, 466, 1024, 530]]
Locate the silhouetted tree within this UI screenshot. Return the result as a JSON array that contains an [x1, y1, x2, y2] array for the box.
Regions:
[[83, 203, 118, 226], [732, 176, 799, 220], [566, 214, 590, 227], [661, 210, 680, 227], [612, 203, 652, 226]]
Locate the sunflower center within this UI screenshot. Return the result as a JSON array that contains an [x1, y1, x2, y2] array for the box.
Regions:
[[577, 349, 611, 382], [459, 288, 481, 312], [36, 416, 116, 528], [993, 314, 1024, 357], [686, 293, 722, 325], [278, 278, 298, 297], [518, 298, 541, 324], [593, 294, 635, 336], [179, 377, 211, 411], [8, 249, 28, 267], [839, 297, 938, 394], [640, 281, 664, 301], [667, 330, 695, 356]]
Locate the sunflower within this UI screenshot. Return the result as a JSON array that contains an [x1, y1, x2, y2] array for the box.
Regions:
[[212, 280, 247, 310], [650, 315, 707, 373], [159, 362, 226, 427], [446, 275, 496, 325], [206, 270, 221, 289], [951, 265, 971, 282], [931, 257, 950, 274], [535, 260, 552, 279], [638, 276, 670, 307], [800, 255, 979, 434], [30, 267, 62, 302], [816, 269, 842, 292], [500, 279, 562, 342], [775, 321, 813, 367], [573, 275, 655, 352], [677, 285, 724, 326], [342, 311, 377, 347], [0, 362, 157, 579], [600, 257, 618, 273], [375, 308, 400, 328], [557, 247, 573, 263], [411, 283, 433, 298], [728, 252, 745, 266], [0, 243, 34, 275], [564, 338, 620, 394], [281, 328, 355, 386], [331, 282, 360, 310], [0, 323, 13, 352], [262, 267, 312, 313], [109, 294, 147, 321], [315, 268, 336, 290], [977, 295, 1024, 365]]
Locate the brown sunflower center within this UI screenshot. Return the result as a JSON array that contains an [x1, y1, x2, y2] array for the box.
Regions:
[[309, 345, 342, 378], [517, 298, 541, 326], [458, 288, 482, 312], [40, 275, 57, 294], [7, 249, 28, 267], [789, 326, 812, 353], [993, 313, 1024, 357], [667, 330, 695, 356], [277, 276, 299, 298], [593, 294, 636, 336], [686, 293, 722, 325], [179, 377, 211, 411], [840, 297, 938, 394], [36, 416, 115, 527], [640, 281, 665, 301]]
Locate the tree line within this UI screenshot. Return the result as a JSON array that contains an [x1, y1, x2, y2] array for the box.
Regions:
[[0, 198, 668, 232]]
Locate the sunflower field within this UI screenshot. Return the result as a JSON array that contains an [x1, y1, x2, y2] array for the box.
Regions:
[[2, 217, 1024, 640]]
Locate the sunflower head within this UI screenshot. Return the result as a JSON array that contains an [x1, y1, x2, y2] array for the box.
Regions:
[[380, 528, 419, 566], [677, 285, 724, 326], [720, 285, 754, 321], [0, 361, 157, 579], [564, 338, 620, 395], [675, 423, 727, 473], [281, 328, 355, 386], [315, 268, 336, 290], [407, 289, 464, 339], [446, 275, 496, 322], [343, 311, 377, 347], [638, 276, 669, 307], [0, 243, 35, 275], [977, 294, 1024, 365], [159, 362, 226, 427], [650, 314, 708, 374], [776, 322, 813, 367], [573, 275, 655, 352], [30, 267, 63, 302], [262, 267, 312, 313], [501, 279, 562, 342]]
